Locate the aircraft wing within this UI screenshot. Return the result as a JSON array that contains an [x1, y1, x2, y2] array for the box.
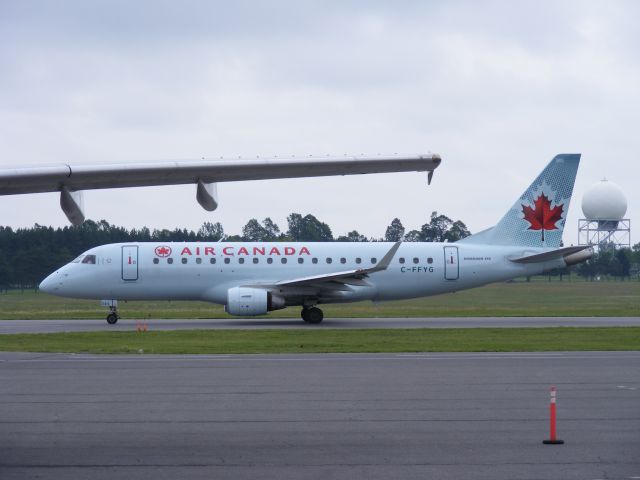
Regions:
[[0, 154, 441, 225], [248, 242, 401, 296]]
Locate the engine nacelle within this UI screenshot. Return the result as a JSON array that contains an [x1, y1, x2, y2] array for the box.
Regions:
[[564, 247, 594, 266], [225, 287, 286, 316]]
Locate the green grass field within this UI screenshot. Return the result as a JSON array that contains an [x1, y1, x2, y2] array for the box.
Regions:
[[1, 279, 638, 320], [0, 327, 637, 354]]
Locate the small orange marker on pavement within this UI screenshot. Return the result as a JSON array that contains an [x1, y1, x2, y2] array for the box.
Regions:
[[543, 386, 564, 445]]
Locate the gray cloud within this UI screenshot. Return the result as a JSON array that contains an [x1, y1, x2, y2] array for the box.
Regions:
[[0, 0, 638, 243]]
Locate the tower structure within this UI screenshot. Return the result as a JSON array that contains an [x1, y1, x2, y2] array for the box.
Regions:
[[578, 180, 630, 249]]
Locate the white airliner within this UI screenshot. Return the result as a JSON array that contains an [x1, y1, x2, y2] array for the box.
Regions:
[[39, 154, 592, 324]]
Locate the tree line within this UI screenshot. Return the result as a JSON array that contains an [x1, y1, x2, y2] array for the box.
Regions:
[[0, 211, 470, 289], [573, 246, 639, 281]]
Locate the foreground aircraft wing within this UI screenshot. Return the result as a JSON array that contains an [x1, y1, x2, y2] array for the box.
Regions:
[[0, 154, 441, 225], [252, 242, 401, 291]]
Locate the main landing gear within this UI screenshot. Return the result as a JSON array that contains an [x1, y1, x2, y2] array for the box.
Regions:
[[301, 306, 324, 324], [106, 306, 119, 325]]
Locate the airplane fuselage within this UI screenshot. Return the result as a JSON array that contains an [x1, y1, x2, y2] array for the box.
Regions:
[[40, 241, 562, 307]]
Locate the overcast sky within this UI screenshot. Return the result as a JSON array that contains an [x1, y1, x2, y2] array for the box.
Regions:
[[1, 0, 638, 244]]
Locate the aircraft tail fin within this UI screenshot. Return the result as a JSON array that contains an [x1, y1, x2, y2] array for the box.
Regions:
[[458, 153, 580, 248]]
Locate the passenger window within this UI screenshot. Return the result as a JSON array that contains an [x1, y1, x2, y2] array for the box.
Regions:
[[238, 258, 245, 264], [196, 258, 202, 264], [413, 257, 419, 264], [153, 258, 159, 264], [167, 258, 174, 264], [224, 258, 230, 264], [371, 258, 377, 264], [181, 258, 188, 264], [298, 258, 304, 264], [210, 258, 216, 264], [399, 257, 405, 264], [355, 258, 361, 264], [82, 255, 96, 264], [312, 258, 318, 264], [267, 258, 273, 264], [340, 257, 346, 264], [281, 258, 287, 264], [427, 257, 433, 264], [326, 258, 332, 264], [253, 258, 259, 264]]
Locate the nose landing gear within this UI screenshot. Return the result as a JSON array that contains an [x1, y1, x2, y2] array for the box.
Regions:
[[101, 300, 119, 325], [106, 309, 119, 324], [301, 306, 324, 324]]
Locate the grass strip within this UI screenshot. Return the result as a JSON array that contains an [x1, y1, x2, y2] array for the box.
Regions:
[[0, 327, 638, 354], [2, 281, 639, 319]]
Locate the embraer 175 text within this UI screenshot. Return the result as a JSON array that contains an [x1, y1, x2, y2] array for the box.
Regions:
[[39, 154, 593, 324]]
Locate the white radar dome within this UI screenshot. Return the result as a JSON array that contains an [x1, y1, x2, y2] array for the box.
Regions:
[[581, 180, 627, 221]]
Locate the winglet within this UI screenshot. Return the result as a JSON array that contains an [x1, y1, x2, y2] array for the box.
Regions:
[[369, 241, 402, 273]]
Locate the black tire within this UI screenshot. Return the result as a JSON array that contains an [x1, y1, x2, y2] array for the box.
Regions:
[[301, 308, 309, 322], [106, 313, 119, 325], [305, 307, 324, 324]]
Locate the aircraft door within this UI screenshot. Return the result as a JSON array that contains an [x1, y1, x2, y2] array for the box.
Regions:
[[444, 246, 459, 280], [121, 245, 139, 281]]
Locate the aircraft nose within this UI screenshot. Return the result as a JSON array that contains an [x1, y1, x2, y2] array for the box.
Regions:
[[39, 271, 60, 294]]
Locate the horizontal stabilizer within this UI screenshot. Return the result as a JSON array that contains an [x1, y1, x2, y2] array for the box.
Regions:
[[508, 245, 593, 264]]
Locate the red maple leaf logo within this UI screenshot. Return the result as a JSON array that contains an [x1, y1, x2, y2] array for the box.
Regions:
[[155, 246, 172, 257], [522, 193, 564, 242]]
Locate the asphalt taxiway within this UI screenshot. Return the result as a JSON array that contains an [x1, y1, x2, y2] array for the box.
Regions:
[[2, 316, 640, 334], [1, 351, 639, 480]]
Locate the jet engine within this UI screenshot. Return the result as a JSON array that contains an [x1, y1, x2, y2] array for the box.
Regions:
[[564, 247, 594, 266], [225, 287, 286, 316]]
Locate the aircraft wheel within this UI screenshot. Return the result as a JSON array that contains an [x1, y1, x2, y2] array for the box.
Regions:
[[305, 307, 324, 324], [106, 313, 119, 325]]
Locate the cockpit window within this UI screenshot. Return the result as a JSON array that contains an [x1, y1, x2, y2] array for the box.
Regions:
[[81, 254, 96, 264], [72, 255, 84, 263]]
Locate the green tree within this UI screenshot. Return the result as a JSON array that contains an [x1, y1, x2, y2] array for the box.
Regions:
[[286, 213, 333, 241], [242, 218, 282, 242], [384, 218, 405, 242], [615, 248, 631, 279], [242, 219, 267, 242], [0, 252, 12, 291], [403, 230, 422, 242], [336, 230, 368, 242], [197, 222, 224, 241], [419, 212, 471, 242], [445, 220, 471, 242], [576, 258, 596, 281], [577, 248, 632, 280], [261, 218, 281, 240], [420, 212, 452, 242]]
